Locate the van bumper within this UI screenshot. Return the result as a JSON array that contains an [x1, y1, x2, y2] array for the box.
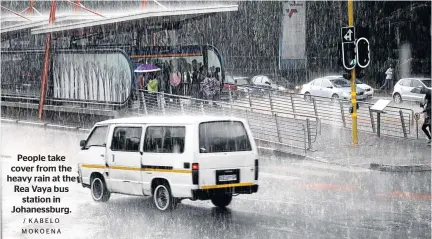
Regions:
[[191, 184, 258, 200]]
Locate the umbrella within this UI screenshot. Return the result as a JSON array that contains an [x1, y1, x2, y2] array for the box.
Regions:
[[134, 64, 161, 73]]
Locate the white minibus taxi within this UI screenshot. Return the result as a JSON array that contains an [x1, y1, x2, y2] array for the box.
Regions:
[[76, 115, 259, 211]]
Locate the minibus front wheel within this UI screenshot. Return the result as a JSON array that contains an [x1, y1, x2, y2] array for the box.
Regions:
[[90, 174, 110, 202]]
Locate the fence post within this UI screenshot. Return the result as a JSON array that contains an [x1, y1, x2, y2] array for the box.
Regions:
[[180, 99, 185, 115], [303, 125, 307, 154], [246, 109, 250, 122], [274, 113, 282, 143], [229, 91, 234, 116], [200, 102, 205, 115], [160, 93, 166, 115], [247, 91, 253, 110], [306, 118, 312, 150], [339, 100, 346, 127], [377, 112, 381, 137], [369, 106, 376, 133], [268, 92, 274, 112], [399, 110, 408, 138], [312, 98, 318, 117], [290, 94, 296, 119], [140, 91, 148, 115]]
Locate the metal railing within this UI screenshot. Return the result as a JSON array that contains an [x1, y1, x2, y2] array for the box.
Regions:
[[234, 89, 415, 139], [129, 90, 320, 155]]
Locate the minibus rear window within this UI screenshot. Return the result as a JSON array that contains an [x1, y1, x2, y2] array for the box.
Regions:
[[199, 121, 252, 153]]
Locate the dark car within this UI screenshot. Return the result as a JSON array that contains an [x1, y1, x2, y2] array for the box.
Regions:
[[220, 75, 239, 100]]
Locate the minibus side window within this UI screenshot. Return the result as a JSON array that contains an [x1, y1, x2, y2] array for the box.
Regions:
[[85, 126, 108, 148], [111, 127, 142, 152], [199, 121, 252, 153], [143, 126, 185, 153]]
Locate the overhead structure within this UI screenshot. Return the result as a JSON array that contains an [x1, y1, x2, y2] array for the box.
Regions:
[[1, 2, 239, 38]]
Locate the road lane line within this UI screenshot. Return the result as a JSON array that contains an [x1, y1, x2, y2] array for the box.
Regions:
[[378, 191, 431, 200], [295, 183, 358, 191], [291, 162, 371, 173], [260, 172, 302, 181]]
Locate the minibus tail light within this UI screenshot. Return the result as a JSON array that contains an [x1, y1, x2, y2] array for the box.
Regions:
[[192, 163, 199, 185], [192, 163, 199, 170]]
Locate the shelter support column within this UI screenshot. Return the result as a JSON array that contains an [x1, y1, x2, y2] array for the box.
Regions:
[[38, 0, 56, 120]]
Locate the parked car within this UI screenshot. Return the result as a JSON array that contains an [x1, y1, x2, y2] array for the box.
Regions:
[[77, 115, 259, 211], [299, 76, 366, 101], [234, 76, 265, 97], [250, 75, 287, 92], [392, 77, 431, 103], [355, 79, 374, 99], [324, 75, 374, 98], [220, 75, 239, 100]]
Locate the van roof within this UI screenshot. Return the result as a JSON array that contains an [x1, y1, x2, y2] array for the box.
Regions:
[[96, 115, 246, 125]]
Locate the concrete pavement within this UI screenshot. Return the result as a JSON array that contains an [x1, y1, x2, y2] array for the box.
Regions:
[[307, 124, 431, 172]]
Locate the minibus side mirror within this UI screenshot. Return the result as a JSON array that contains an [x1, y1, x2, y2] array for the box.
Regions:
[[80, 140, 86, 149]]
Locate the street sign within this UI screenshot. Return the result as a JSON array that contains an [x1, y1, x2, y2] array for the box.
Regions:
[[341, 26, 355, 43], [341, 26, 356, 70], [356, 37, 370, 68]]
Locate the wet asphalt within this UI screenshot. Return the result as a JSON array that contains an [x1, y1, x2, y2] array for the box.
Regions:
[[2, 123, 430, 239]]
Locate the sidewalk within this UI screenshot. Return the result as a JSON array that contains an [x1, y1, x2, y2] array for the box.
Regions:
[[307, 124, 431, 172]]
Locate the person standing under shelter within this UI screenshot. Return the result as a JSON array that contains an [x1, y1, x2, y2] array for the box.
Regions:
[[146, 72, 159, 108]]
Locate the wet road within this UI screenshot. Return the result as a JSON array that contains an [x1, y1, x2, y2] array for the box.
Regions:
[[2, 123, 430, 239]]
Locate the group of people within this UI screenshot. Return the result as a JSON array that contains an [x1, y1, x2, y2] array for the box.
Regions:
[[135, 59, 223, 105]]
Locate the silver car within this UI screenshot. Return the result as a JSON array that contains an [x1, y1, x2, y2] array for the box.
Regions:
[[392, 77, 431, 103], [300, 76, 366, 101]]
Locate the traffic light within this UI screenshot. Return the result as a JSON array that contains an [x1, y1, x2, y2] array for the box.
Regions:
[[342, 42, 356, 70], [356, 37, 370, 68]]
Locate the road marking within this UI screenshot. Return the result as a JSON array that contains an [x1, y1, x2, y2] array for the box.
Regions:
[[263, 166, 337, 177], [291, 162, 371, 173], [258, 225, 303, 235], [295, 183, 358, 191], [379, 191, 431, 200], [260, 172, 302, 181]]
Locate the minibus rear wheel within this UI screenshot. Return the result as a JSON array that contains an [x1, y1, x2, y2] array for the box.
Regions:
[[153, 182, 176, 211], [211, 194, 232, 208]]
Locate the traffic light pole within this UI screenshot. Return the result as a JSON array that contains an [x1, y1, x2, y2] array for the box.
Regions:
[[348, 0, 358, 144]]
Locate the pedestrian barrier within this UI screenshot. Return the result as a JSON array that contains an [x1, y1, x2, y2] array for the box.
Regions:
[[234, 90, 415, 139], [131, 90, 320, 155], [2, 86, 416, 154]]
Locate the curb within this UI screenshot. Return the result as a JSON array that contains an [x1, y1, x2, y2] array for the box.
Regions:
[[257, 147, 306, 160], [1, 118, 91, 132], [369, 163, 431, 172]]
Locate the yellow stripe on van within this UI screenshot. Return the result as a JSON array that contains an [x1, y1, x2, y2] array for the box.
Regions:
[[201, 182, 254, 190], [81, 164, 106, 169], [143, 168, 191, 174], [80, 164, 191, 173], [111, 166, 142, 171]]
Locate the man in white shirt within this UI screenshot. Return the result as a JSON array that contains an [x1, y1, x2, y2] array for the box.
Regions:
[[380, 64, 393, 93]]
